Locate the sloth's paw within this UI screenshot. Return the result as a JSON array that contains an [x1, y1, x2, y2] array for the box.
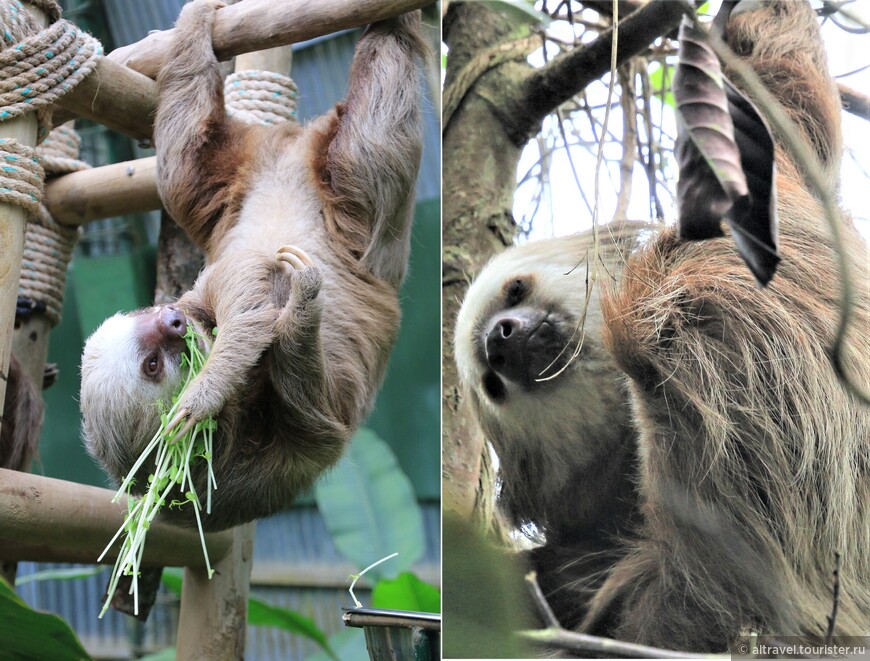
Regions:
[[276, 245, 322, 303], [177, 0, 225, 29], [165, 386, 222, 439]]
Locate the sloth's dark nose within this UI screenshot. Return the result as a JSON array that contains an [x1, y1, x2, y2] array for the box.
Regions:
[[485, 313, 532, 384], [158, 306, 187, 340]]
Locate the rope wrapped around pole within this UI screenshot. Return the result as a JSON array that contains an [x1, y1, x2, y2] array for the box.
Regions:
[[0, 0, 100, 326], [18, 123, 88, 325], [224, 69, 298, 126]]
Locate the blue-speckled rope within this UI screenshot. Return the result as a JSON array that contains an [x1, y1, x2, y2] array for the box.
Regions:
[[225, 69, 299, 126], [0, 0, 99, 325]]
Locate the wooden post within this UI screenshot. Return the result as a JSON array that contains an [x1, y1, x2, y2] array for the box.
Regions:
[[0, 1, 48, 588], [174, 43, 296, 657], [176, 523, 255, 660]]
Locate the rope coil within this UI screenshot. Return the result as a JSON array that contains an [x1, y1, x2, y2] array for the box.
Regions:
[[0, 0, 102, 141], [225, 70, 299, 126], [0, 136, 42, 214], [16, 123, 88, 326]]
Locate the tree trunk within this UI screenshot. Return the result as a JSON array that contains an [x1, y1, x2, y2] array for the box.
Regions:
[[441, 3, 530, 520]]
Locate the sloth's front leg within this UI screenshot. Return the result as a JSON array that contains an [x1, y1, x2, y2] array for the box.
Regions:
[[167, 292, 278, 436], [268, 246, 338, 422]]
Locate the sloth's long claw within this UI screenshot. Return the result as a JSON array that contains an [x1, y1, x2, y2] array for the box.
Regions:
[[277, 251, 306, 270], [277, 245, 315, 269], [166, 407, 190, 436]]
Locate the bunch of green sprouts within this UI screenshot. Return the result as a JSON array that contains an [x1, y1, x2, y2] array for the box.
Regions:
[[98, 323, 218, 618]]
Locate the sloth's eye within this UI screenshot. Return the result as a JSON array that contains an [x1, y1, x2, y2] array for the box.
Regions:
[[143, 354, 162, 378], [504, 277, 530, 307]]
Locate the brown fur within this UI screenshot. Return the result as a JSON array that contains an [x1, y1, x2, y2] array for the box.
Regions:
[[80, 0, 424, 531], [0, 355, 43, 471], [587, 0, 870, 650]]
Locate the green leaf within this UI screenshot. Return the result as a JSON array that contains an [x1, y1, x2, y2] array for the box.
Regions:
[[487, 0, 552, 26], [306, 628, 369, 661], [372, 572, 440, 614], [648, 62, 675, 109], [248, 597, 338, 661], [161, 568, 183, 594], [315, 428, 425, 581], [0, 576, 92, 660], [15, 566, 104, 586]]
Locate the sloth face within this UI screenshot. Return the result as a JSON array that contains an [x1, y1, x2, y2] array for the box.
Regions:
[[454, 228, 647, 495], [455, 236, 596, 406], [80, 306, 191, 465]]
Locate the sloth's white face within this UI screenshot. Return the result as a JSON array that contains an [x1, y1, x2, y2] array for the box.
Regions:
[[80, 307, 190, 462], [453, 234, 632, 479], [455, 236, 593, 404]]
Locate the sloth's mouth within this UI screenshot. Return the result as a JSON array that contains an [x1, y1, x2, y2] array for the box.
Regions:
[[482, 369, 507, 403]]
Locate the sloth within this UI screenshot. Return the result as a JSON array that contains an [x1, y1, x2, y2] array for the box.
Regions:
[[453, 222, 657, 627], [0, 355, 42, 472], [80, 0, 424, 532], [455, 0, 869, 651]]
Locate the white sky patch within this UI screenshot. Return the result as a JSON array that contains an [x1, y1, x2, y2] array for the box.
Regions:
[[514, 2, 870, 243]]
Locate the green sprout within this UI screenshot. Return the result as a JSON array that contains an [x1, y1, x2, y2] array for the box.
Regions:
[[347, 552, 399, 609], [98, 323, 218, 618]]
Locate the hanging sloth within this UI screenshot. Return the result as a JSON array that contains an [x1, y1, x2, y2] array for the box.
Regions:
[[455, 0, 869, 650], [80, 0, 425, 531]]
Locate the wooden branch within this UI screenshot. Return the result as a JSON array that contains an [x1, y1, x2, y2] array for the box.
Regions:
[[52, 59, 157, 143], [505, 0, 685, 143], [579, 0, 646, 19], [0, 468, 232, 568], [838, 82, 870, 121], [51, 0, 429, 141], [45, 156, 160, 226], [521, 629, 713, 659], [109, 0, 430, 78]]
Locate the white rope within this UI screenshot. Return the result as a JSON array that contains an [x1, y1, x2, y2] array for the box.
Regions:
[[224, 70, 299, 126]]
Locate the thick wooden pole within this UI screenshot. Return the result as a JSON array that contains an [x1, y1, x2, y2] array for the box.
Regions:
[[176, 523, 255, 661], [110, 0, 427, 78], [0, 468, 232, 567], [0, 1, 48, 588], [44, 156, 160, 226]]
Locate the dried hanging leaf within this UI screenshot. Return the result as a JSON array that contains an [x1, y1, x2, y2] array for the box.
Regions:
[[673, 14, 778, 285]]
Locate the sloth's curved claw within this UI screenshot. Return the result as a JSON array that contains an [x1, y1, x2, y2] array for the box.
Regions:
[[165, 407, 191, 437], [277, 245, 315, 270]]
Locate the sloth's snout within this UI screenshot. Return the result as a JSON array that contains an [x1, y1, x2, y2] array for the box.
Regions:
[[485, 309, 541, 385], [484, 306, 568, 389], [158, 306, 187, 340]]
